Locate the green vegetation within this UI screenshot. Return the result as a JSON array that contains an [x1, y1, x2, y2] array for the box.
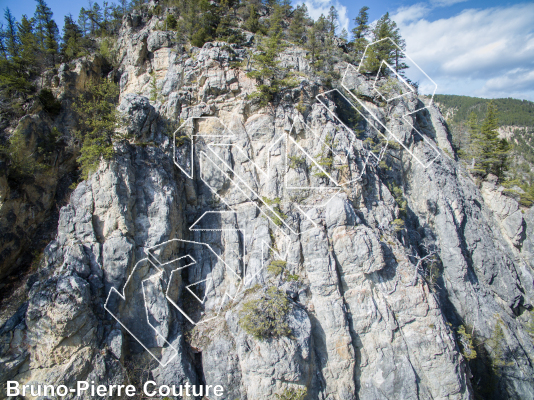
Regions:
[[267, 260, 287, 276], [313, 134, 335, 178], [0, 130, 43, 181], [436, 94, 534, 203], [275, 387, 307, 400], [357, 12, 407, 76], [391, 218, 404, 233], [262, 197, 287, 227], [238, 286, 291, 340], [435, 95, 534, 127], [387, 181, 407, 215], [288, 155, 306, 170], [487, 319, 513, 374], [246, 12, 297, 107], [457, 325, 477, 361], [73, 77, 121, 177]]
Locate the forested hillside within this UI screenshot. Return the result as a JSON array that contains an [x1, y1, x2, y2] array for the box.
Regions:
[[1, 2, 534, 400], [434, 95, 534, 128], [435, 94, 534, 206]]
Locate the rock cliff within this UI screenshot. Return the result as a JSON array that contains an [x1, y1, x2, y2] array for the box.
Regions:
[[1, 8, 534, 400]]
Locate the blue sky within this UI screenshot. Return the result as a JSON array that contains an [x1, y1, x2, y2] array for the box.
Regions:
[[1, 0, 533, 100], [300, 0, 534, 100]]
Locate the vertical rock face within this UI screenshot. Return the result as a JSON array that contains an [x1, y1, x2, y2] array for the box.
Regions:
[[1, 14, 534, 400]]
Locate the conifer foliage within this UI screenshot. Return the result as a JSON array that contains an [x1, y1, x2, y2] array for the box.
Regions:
[[0, 0, 414, 176]]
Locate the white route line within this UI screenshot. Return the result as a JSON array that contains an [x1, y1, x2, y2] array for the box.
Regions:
[[104, 258, 179, 367], [316, 89, 388, 165], [342, 37, 442, 168], [145, 239, 243, 327], [373, 60, 416, 103], [173, 116, 236, 179]]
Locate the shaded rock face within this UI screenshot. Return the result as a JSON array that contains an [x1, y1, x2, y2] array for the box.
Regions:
[[0, 55, 110, 282], [1, 13, 534, 400]]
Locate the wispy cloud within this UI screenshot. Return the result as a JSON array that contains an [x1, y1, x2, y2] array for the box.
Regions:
[[300, 0, 350, 34], [392, 3, 534, 100]]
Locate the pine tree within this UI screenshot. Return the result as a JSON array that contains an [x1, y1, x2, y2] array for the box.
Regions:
[[73, 77, 120, 177], [17, 15, 39, 75], [119, 0, 129, 14], [351, 6, 369, 64], [89, 2, 103, 35], [243, 4, 262, 34], [4, 9, 20, 59], [0, 9, 33, 98], [190, 0, 219, 47], [102, 1, 112, 33], [247, 17, 293, 106], [78, 8, 90, 36], [362, 12, 407, 75], [475, 101, 510, 178], [0, 24, 7, 59], [61, 14, 83, 61], [288, 4, 309, 44], [327, 6, 338, 35], [305, 12, 339, 85], [464, 111, 481, 166], [34, 0, 59, 65]]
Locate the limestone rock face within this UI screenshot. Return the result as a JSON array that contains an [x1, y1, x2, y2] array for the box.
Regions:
[[2, 10, 534, 400]]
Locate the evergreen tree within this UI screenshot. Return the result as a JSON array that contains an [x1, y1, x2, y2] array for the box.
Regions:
[[102, 1, 111, 33], [0, 24, 7, 59], [351, 6, 369, 64], [61, 14, 83, 61], [78, 7, 90, 36], [305, 12, 339, 84], [464, 111, 481, 166], [34, 0, 59, 65], [73, 77, 120, 177], [247, 17, 293, 106], [327, 6, 338, 35], [474, 101, 510, 178], [288, 4, 309, 44], [119, 0, 129, 14], [190, 0, 219, 47], [0, 10, 33, 99], [243, 4, 262, 34], [17, 15, 39, 74], [362, 12, 407, 75], [307, 15, 328, 72], [89, 2, 103, 35], [3, 9, 20, 59]]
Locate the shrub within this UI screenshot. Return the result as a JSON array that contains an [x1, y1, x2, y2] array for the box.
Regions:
[[267, 260, 287, 275], [239, 286, 291, 340], [287, 274, 299, 282], [73, 78, 121, 178], [165, 13, 177, 30], [488, 319, 513, 373], [457, 325, 477, 361], [0, 130, 44, 181], [275, 387, 307, 400], [288, 155, 306, 170], [391, 218, 405, 232], [262, 197, 287, 227]]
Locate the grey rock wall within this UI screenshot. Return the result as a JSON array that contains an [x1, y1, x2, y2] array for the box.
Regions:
[[1, 13, 534, 400]]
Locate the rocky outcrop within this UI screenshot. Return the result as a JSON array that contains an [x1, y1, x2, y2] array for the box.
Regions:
[[2, 10, 534, 400]]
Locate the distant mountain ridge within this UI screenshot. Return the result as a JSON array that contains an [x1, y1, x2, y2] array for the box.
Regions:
[[434, 94, 534, 128]]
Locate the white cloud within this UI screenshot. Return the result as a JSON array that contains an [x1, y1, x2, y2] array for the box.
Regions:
[[300, 0, 350, 34], [430, 0, 467, 7], [392, 3, 534, 100], [392, 3, 431, 25]]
